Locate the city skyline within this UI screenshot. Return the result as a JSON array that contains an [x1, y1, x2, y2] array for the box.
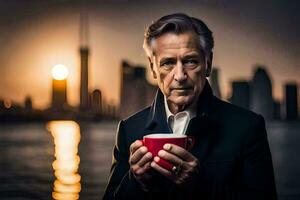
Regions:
[[1, 57, 298, 121], [0, 0, 299, 109]]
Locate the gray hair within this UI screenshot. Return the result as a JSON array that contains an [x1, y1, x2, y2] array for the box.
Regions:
[[143, 13, 214, 60]]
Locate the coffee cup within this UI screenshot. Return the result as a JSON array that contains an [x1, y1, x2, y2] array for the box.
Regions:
[[141, 133, 194, 170]]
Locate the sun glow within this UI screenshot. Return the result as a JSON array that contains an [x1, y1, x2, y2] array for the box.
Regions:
[[52, 64, 69, 80], [47, 120, 82, 199]]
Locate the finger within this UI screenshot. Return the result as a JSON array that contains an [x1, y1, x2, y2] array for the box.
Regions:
[[130, 140, 143, 154], [163, 143, 196, 161], [158, 150, 182, 166], [150, 156, 172, 177], [135, 162, 152, 175], [136, 152, 152, 168], [130, 146, 148, 164]]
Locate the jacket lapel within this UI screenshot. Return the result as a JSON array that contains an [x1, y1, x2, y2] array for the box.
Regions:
[[185, 81, 217, 161], [186, 114, 218, 161], [145, 89, 172, 133], [145, 80, 217, 161]]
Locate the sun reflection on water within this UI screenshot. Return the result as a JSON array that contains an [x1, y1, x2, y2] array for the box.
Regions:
[[47, 120, 81, 200]]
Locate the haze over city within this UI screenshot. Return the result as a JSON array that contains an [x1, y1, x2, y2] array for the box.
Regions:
[[0, 0, 299, 109]]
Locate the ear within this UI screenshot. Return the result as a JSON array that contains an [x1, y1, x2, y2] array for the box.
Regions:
[[205, 52, 213, 77], [148, 57, 157, 79]]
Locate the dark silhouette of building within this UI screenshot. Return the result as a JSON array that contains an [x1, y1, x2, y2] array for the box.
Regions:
[[119, 61, 157, 119], [209, 68, 221, 99], [230, 81, 250, 110], [91, 89, 102, 115], [24, 96, 33, 112], [79, 13, 89, 110], [250, 67, 274, 120], [285, 83, 298, 120], [52, 78, 67, 111]]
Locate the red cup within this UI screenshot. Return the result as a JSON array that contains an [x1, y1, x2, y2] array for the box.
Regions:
[[141, 134, 194, 171]]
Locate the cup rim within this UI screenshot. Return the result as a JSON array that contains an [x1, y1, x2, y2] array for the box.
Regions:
[[143, 133, 187, 139]]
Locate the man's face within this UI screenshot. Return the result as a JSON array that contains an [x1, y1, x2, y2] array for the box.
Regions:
[[150, 31, 210, 109]]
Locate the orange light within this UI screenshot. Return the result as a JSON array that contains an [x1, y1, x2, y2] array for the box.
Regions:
[[47, 120, 81, 199], [4, 99, 12, 109]]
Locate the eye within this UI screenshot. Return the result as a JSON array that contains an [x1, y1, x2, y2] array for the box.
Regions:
[[160, 60, 175, 69], [184, 59, 199, 68]]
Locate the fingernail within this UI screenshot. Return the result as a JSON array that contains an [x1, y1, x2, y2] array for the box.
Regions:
[[141, 147, 147, 153], [158, 150, 164, 157], [163, 144, 171, 150], [154, 156, 160, 162], [151, 162, 155, 167]]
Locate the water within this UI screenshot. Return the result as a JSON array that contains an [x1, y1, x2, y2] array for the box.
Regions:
[[0, 120, 299, 199], [0, 121, 117, 200]]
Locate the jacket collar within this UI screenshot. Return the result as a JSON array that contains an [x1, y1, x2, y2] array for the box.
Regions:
[[145, 80, 213, 131]]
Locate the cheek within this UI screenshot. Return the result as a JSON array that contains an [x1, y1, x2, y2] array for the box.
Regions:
[[158, 70, 174, 89], [190, 66, 206, 88]]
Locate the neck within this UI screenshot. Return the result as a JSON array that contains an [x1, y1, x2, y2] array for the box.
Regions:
[[168, 103, 187, 114], [167, 96, 199, 115]]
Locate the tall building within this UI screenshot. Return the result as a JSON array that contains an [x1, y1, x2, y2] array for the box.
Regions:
[[230, 81, 250, 110], [91, 89, 102, 115], [119, 61, 157, 119], [52, 78, 67, 111], [285, 83, 298, 120], [250, 67, 274, 120], [209, 68, 221, 99], [79, 12, 89, 110], [24, 96, 33, 112], [80, 47, 89, 110]]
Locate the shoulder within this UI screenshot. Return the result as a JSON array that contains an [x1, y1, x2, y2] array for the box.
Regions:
[[122, 106, 151, 124], [116, 106, 152, 150], [118, 106, 151, 134], [211, 96, 265, 130]]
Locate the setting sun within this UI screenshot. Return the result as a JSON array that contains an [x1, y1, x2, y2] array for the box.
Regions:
[[52, 64, 69, 80]]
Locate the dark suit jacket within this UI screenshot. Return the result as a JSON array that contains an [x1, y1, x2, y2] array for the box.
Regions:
[[103, 81, 277, 200]]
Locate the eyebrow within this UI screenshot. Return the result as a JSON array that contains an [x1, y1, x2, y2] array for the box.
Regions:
[[182, 52, 201, 59], [159, 52, 203, 63], [159, 57, 176, 63]]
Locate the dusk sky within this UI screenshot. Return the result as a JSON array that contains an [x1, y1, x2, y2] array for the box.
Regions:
[[0, 0, 299, 109]]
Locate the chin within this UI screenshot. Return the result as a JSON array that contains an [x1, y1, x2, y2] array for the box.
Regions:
[[170, 95, 194, 106]]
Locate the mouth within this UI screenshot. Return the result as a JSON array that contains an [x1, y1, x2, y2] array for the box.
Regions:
[[172, 87, 193, 90]]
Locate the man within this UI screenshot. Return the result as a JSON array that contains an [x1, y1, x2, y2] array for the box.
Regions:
[[103, 13, 277, 199]]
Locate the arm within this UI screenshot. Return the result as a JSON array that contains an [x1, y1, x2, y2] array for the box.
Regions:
[[102, 120, 149, 200], [239, 115, 277, 199]]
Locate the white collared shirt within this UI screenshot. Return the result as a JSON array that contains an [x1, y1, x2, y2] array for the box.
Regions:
[[164, 96, 196, 135]]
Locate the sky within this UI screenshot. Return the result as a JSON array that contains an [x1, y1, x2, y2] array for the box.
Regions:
[[0, 0, 299, 109]]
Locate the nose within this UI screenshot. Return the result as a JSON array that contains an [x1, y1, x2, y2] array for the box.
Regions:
[[174, 61, 187, 82]]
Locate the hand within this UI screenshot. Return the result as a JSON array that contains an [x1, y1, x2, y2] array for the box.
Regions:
[[150, 143, 200, 188], [129, 140, 154, 191]]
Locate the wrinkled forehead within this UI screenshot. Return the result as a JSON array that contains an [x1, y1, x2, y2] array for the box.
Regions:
[[150, 32, 202, 57]]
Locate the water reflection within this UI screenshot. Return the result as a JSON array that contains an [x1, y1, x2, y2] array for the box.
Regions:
[[47, 120, 81, 199]]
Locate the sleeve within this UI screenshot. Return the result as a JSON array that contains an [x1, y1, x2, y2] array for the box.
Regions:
[[238, 115, 277, 200], [102, 120, 149, 200]]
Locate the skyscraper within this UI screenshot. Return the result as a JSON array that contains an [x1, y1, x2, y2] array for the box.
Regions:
[[79, 12, 89, 110], [285, 83, 298, 120], [91, 89, 102, 115], [52, 77, 67, 111], [250, 67, 274, 120], [119, 61, 157, 119]]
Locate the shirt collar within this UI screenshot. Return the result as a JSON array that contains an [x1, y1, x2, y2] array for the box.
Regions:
[[163, 95, 197, 120], [146, 80, 213, 130]]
